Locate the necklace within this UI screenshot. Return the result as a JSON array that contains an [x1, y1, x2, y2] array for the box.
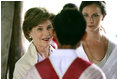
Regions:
[[84, 36, 106, 64]]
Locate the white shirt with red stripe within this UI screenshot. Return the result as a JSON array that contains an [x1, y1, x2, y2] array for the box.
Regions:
[[24, 49, 106, 79], [50, 38, 58, 49]]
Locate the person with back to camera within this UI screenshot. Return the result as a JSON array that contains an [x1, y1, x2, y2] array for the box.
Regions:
[[24, 9, 106, 79], [62, 3, 78, 10], [76, 1, 117, 79], [13, 7, 55, 79]]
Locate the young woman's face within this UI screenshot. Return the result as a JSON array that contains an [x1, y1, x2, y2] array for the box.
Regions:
[[82, 4, 104, 32], [30, 20, 53, 48]]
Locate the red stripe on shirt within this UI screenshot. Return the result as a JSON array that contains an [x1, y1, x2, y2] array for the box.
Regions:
[[35, 58, 59, 79], [63, 57, 91, 79]]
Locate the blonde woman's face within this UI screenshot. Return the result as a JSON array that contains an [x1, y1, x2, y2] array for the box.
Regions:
[[82, 4, 104, 32], [30, 20, 53, 48]]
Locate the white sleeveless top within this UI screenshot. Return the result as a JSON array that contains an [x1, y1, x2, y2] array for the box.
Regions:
[[76, 40, 117, 78]]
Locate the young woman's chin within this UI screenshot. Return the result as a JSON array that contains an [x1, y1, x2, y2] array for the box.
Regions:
[[86, 26, 99, 32]]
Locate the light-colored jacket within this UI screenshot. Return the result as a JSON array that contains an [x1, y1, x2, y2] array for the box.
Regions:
[[13, 42, 54, 79]]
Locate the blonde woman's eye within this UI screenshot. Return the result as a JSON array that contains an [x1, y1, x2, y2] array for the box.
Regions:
[[47, 25, 52, 30], [37, 27, 43, 31]]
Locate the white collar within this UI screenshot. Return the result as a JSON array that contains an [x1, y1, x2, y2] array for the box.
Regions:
[[37, 46, 54, 62]]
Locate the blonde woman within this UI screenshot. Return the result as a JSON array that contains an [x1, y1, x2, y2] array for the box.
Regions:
[[13, 7, 54, 79]]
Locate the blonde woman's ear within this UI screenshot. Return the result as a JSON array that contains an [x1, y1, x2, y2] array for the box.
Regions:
[[29, 36, 32, 39], [28, 31, 32, 38]]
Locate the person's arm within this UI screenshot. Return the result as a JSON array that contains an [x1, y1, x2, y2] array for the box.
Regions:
[[13, 63, 24, 79], [102, 47, 117, 79], [24, 66, 42, 79], [79, 64, 106, 79]]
